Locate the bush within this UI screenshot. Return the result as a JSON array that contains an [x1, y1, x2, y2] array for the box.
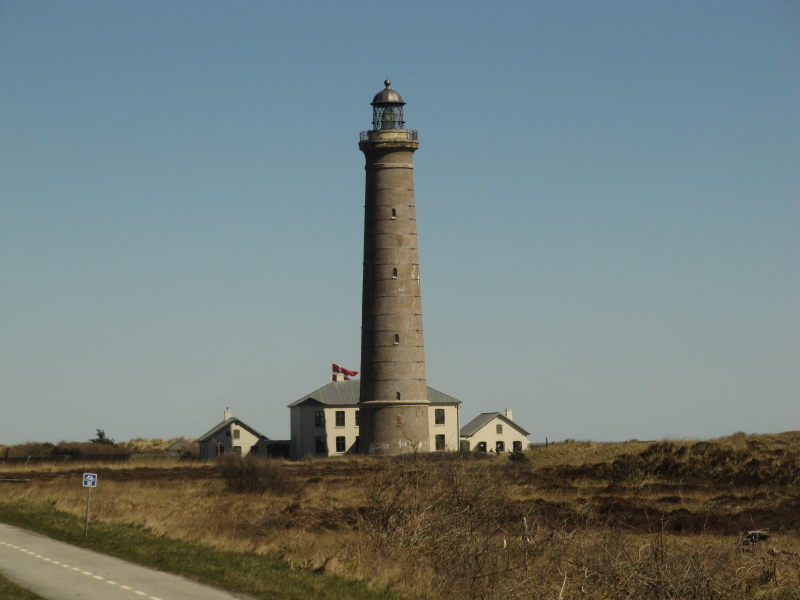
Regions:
[[52, 441, 128, 457], [358, 456, 533, 599], [7, 442, 55, 457], [217, 456, 300, 495], [507, 450, 530, 465]]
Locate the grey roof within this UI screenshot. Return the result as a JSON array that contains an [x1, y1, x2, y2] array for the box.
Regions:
[[197, 417, 267, 442], [164, 438, 195, 453], [460, 412, 530, 437], [288, 380, 461, 408]]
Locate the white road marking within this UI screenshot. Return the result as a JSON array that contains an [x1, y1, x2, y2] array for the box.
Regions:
[[0, 542, 169, 600], [1, 537, 167, 600]]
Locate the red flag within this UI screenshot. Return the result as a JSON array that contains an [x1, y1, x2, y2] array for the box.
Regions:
[[332, 363, 340, 373], [341, 366, 358, 377]]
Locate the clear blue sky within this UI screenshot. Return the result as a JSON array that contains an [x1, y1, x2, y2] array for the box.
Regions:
[[1, 1, 798, 445]]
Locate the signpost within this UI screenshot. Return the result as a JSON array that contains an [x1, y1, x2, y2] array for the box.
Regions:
[[82, 473, 97, 536]]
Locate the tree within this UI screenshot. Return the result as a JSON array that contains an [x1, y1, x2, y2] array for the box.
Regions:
[[90, 429, 115, 445]]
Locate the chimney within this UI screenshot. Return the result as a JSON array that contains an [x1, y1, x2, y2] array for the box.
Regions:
[[505, 409, 513, 421], [224, 407, 232, 421], [332, 372, 347, 382]]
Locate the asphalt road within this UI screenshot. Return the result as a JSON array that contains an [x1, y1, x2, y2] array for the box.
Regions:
[[0, 522, 250, 600]]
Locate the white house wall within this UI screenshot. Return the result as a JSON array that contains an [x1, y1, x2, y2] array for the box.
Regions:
[[290, 404, 461, 458], [199, 423, 262, 459], [462, 417, 529, 453], [427, 404, 460, 451]]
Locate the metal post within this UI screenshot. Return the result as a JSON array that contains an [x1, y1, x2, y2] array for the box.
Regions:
[[84, 487, 92, 536]]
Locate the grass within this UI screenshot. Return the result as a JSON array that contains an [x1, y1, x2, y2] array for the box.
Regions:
[[1, 431, 799, 599], [0, 573, 46, 600], [0, 501, 407, 600]]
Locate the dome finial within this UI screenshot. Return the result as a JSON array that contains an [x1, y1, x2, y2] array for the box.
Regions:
[[384, 79, 391, 88]]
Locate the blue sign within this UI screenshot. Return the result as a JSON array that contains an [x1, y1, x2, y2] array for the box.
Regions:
[[82, 473, 97, 488]]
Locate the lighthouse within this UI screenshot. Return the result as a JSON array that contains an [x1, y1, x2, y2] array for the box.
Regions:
[[357, 80, 430, 454]]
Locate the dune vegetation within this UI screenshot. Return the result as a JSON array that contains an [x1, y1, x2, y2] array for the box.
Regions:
[[1, 431, 799, 599]]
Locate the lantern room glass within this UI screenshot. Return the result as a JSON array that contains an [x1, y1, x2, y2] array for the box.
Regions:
[[372, 105, 405, 130]]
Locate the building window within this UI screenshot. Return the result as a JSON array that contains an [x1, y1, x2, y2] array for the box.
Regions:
[[233, 446, 242, 455], [355, 410, 360, 427], [435, 434, 445, 451], [477, 442, 487, 452], [225, 430, 231, 436], [496, 424, 503, 434], [335, 436, 346, 453], [315, 436, 326, 453], [396, 392, 401, 400], [393, 334, 400, 345], [233, 429, 240, 439], [434, 408, 445, 425], [335, 410, 345, 427], [513, 441, 523, 452], [392, 267, 398, 279], [354, 436, 360, 452], [391, 207, 397, 219], [315, 410, 325, 427], [496, 441, 505, 453]]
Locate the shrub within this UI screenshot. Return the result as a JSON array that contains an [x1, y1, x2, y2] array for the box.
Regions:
[[358, 456, 533, 599], [52, 441, 129, 457], [217, 455, 300, 495], [507, 450, 530, 465]]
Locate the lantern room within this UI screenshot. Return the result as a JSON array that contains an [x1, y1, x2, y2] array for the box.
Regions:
[[371, 80, 405, 130]]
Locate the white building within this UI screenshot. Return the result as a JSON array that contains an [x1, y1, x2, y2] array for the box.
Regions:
[[460, 410, 530, 453], [198, 408, 270, 459], [288, 376, 462, 459]]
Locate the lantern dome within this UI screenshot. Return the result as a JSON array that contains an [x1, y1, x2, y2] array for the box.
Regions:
[[371, 80, 406, 106]]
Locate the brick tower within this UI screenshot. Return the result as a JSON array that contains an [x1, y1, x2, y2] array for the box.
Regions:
[[358, 80, 429, 454]]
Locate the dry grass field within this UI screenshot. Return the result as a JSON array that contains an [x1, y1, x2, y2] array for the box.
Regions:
[[2, 431, 799, 599]]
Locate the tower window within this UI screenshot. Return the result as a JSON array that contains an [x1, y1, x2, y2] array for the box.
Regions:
[[393, 334, 400, 345], [391, 208, 397, 219], [392, 268, 398, 279], [396, 392, 401, 400]]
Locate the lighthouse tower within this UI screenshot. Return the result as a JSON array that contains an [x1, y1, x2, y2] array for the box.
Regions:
[[358, 80, 430, 454]]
